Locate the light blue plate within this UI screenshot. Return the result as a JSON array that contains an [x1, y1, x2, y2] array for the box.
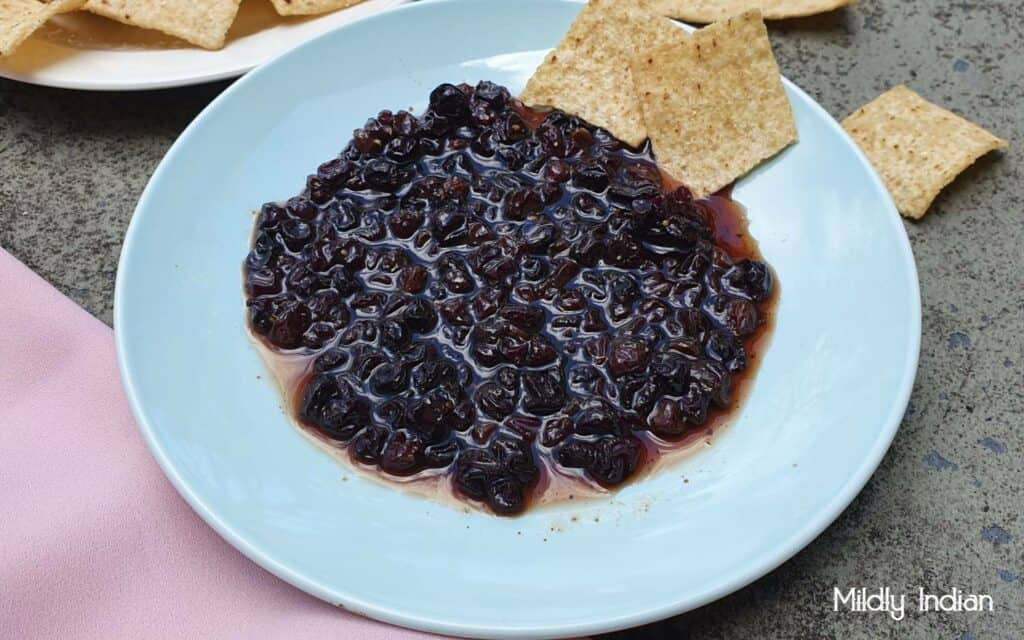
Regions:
[[114, 1, 920, 637]]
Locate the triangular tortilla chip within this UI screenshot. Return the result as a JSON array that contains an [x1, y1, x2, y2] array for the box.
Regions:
[[84, 0, 242, 49], [630, 10, 797, 197], [842, 85, 1008, 219], [519, 0, 688, 147], [645, 0, 856, 23], [269, 0, 366, 16], [0, 0, 85, 56]]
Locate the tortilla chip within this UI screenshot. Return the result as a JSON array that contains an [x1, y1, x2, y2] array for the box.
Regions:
[[519, 0, 688, 147], [269, 0, 366, 16], [645, 0, 856, 23], [0, 0, 85, 56], [84, 0, 242, 49], [630, 10, 797, 198], [842, 85, 1008, 219]]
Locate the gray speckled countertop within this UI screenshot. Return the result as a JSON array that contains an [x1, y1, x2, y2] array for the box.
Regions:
[[1, 1, 1021, 638]]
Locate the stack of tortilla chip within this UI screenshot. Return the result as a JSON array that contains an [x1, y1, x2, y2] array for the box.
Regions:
[[522, 1, 798, 198], [0, 0, 372, 55]]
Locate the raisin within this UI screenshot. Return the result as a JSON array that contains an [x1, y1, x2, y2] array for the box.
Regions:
[[244, 82, 775, 514]]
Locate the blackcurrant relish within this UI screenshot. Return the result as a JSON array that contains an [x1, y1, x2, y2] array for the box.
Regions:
[[244, 81, 776, 515]]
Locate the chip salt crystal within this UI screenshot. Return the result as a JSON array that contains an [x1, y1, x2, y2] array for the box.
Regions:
[[645, 0, 856, 23], [84, 0, 242, 50], [519, 0, 688, 147], [842, 85, 1008, 219], [269, 0, 368, 16], [0, 0, 85, 56], [630, 10, 797, 198]]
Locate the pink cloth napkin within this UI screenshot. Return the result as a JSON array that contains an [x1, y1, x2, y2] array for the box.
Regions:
[[0, 249, 445, 640]]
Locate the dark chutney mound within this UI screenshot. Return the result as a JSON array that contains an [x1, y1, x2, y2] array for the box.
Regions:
[[244, 81, 775, 515]]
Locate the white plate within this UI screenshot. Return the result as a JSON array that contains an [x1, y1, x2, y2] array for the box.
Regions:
[[115, 0, 921, 637], [0, 0, 409, 90]]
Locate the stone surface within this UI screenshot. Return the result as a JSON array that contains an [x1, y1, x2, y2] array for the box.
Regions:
[[0, 1, 1020, 637]]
